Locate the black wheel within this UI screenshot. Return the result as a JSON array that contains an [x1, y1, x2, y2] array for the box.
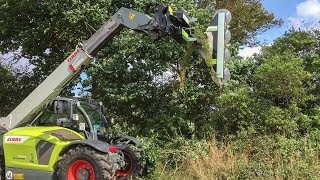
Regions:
[[57, 146, 116, 180], [115, 143, 145, 180]]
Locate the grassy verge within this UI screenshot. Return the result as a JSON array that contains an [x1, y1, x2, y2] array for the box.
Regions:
[[147, 132, 320, 179]]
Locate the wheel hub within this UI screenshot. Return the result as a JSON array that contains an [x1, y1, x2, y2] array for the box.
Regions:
[[68, 160, 95, 180], [77, 168, 90, 180], [116, 152, 133, 177]]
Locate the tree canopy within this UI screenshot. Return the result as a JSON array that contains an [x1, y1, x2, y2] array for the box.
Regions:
[[0, 0, 282, 117]]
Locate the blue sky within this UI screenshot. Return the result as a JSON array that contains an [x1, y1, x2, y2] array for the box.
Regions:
[[259, 0, 302, 43], [239, 0, 320, 58], [261, 0, 320, 42]]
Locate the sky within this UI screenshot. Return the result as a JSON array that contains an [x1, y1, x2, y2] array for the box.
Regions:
[[239, 0, 320, 58]]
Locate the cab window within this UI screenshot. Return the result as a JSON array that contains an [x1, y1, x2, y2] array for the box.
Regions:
[[80, 104, 101, 125]]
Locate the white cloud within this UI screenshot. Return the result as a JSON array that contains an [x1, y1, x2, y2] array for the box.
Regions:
[[296, 0, 320, 19], [289, 0, 320, 29], [239, 46, 262, 59], [288, 17, 303, 29]]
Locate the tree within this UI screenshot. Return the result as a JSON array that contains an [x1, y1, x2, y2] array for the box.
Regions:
[[253, 53, 312, 107], [216, 0, 283, 45], [0, 64, 34, 116], [0, 0, 282, 83], [260, 29, 320, 110], [212, 28, 319, 137], [84, 0, 282, 132], [0, 0, 282, 139]]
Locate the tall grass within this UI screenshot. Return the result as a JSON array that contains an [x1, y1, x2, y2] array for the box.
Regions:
[[150, 134, 320, 180]]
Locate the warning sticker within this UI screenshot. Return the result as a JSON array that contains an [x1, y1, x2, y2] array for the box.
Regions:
[[129, 12, 136, 20], [79, 123, 86, 131], [14, 173, 24, 180]]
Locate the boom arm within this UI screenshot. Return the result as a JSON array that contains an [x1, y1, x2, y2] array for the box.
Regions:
[[1, 5, 198, 129]]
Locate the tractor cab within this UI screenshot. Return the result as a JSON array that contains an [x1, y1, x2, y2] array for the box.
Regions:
[[29, 97, 111, 141]]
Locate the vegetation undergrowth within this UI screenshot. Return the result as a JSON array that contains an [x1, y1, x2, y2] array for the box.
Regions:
[[151, 133, 320, 180]]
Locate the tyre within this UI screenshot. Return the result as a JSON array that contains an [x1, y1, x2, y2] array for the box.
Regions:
[[57, 146, 116, 180], [115, 143, 145, 180]]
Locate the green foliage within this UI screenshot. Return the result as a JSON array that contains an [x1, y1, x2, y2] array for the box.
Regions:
[[155, 133, 320, 180], [0, 0, 282, 117], [0, 65, 18, 116], [86, 0, 282, 143], [253, 53, 312, 106], [228, 56, 256, 85], [233, 133, 320, 179], [270, 29, 319, 55], [212, 86, 258, 135], [0, 65, 34, 116], [213, 29, 319, 138]]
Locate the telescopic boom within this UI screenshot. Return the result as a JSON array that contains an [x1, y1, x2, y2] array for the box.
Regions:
[[1, 5, 197, 129]]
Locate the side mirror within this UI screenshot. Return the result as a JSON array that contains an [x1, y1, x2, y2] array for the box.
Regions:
[[53, 101, 64, 114]]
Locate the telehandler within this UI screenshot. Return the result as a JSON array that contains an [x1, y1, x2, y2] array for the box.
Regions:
[[0, 3, 231, 180]]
